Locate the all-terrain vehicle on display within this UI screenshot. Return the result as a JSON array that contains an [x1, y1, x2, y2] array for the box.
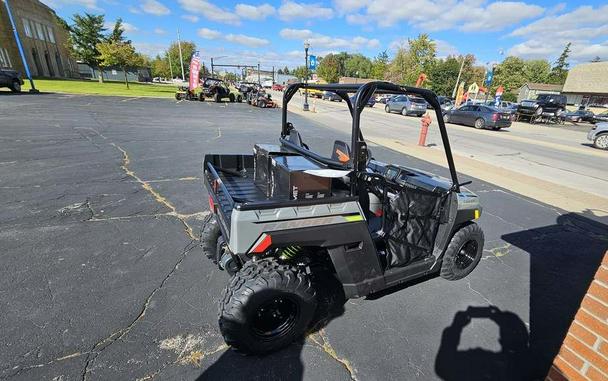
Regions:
[[202, 81, 485, 355], [201, 77, 243, 103], [250, 91, 278, 108]]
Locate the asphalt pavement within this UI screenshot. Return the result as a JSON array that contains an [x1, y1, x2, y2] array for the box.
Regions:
[[1, 93, 607, 381]]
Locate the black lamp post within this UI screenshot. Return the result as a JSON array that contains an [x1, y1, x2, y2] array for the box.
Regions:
[[303, 41, 310, 111]]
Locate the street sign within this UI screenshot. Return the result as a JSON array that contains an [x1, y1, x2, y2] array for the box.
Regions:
[[468, 82, 479, 94], [309, 55, 317, 70]]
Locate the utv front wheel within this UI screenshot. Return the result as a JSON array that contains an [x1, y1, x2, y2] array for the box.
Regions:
[[440, 222, 484, 280], [237, 95, 243, 103], [219, 258, 317, 355], [10, 80, 21, 93], [229, 93, 235, 103]]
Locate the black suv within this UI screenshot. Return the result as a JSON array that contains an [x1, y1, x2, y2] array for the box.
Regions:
[[0, 69, 24, 93], [517, 93, 567, 116]]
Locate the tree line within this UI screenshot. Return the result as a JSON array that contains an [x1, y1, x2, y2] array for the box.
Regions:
[[296, 34, 572, 100]]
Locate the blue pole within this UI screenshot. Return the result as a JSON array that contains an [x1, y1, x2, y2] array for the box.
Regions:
[[3, 0, 38, 92]]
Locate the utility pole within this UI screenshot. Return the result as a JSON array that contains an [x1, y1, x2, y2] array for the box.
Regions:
[[272, 66, 275, 83], [452, 56, 465, 99], [176, 29, 185, 81], [257, 62, 260, 85], [167, 51, 173, 79], [211, 57, 214, 77], [3, 0, 37, 92]]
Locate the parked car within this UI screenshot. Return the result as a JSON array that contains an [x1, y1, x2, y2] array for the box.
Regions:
[[564, 110, 595, 123], [0, 69, 23, 92], [322, 91, 342, 102], [592, 111, 608, 124], [350, 95, 375, 107], [385, 95, 427, 116], [587, 123, 608, 150], [271, 83, 284, 91], [444, 105, 512, 130], [517, 93, 567, 117], [307, 88, 324, 98], [375, 94, 395, 104]]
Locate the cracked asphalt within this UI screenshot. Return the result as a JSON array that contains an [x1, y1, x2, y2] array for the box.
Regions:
[[1, 93, 607, 381]]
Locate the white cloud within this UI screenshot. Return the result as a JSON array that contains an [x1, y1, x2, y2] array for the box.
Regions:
[[181, 15, 199, 22], [134, 42, 168, 57], [140, 0, 171, 16], [198, 28, 222, 40], [508, 5, 608, 63], [224, 34, 270, 48], [434, 40, 459, 58], [278, 1, 334, 21], [178, 0, 241, 25], [343, 0, 544, 32], [104, 21, 138, 33], [40, 0, 100, 11], [280, 28, 379, 50], [154, 28, 166, 35], [235, 3, 276, 20], [333, 0, 368, 13]]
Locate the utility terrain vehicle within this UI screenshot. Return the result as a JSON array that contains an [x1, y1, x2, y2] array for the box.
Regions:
[[201, 77, 243, 103], [202, 81, 485, 355]]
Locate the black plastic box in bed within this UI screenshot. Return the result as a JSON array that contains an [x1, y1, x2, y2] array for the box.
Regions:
[[269, 155, 332, 200]]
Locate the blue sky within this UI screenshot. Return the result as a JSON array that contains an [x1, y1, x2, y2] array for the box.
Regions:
[[42, 0, 608, 70]]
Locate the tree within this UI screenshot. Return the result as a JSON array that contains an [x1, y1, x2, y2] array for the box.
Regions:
[[344, 54, 373, 78], [493, 56, 527, 93], [277, 68, 283, 75], [282, 66, 290, 75], [386, 34, 436, 86], [523, 59, 551, 84], [97, 41, 143, 88], [371, 50, 389, 80], [316, 53, 341, 83], [108, 18, 130, 44], [150, 54, 170, 78], [165, 41, 196, 80], [548, 43, 571, 85], [291, 66, 308, 81], [427, 56, 462, 96], [69, 13, 106, 82]]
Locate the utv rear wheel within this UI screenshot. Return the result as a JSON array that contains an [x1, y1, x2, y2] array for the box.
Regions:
[[198, 95, 205, 102], [440, 222, 484, 281], [237, 95, 243, 103], [258, 100, 266, 108], [214, 93, 221, 103], [219, 258, 317, 355], [229, 93, 235, 103], [474, 118, 485, 129], [201, 213, 221, 262]]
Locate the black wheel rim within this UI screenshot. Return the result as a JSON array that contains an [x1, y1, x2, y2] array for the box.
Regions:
[[251, 296, 299, 340], [455, 240, 478, 270]]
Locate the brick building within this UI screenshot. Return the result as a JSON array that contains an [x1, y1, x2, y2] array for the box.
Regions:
[[0, 0, 76, 77]]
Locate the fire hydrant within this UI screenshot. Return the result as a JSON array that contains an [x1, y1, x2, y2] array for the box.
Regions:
[[418, 113, 432, 146]]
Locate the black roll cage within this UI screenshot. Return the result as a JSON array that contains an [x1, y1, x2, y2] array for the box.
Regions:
[[281, 81, 461, 193]]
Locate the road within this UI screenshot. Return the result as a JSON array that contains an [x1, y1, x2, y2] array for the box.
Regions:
[[274, 91, 607, 222], [0, 93, 607, 381]]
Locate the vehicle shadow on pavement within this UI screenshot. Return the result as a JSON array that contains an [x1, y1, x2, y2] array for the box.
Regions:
[[196, 267, 347, 381]]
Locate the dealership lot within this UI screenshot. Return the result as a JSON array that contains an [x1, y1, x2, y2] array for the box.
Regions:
[[1, 93, 607, 380]]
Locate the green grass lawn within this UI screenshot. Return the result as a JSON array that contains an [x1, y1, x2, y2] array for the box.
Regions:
[[21, 78, 178, 98]]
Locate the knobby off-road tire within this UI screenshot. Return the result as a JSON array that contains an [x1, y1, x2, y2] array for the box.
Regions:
[[258, 100, 266, 108], [219, 258, 317, 355], [201, 214, 221, 262], [440, 222, 484, 281], [237, 95, 243, 103], [229, 93, 235, 103], [214, 93, 221, 103], [10, 80, 21, 93]]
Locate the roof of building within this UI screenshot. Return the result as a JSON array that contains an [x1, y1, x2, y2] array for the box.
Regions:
[[562, 61, 608, 94], [338, 77, 377, 84], [521, 83, 563, 92]]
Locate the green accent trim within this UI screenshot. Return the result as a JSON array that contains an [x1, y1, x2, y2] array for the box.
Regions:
[[344, 214, 364, 222]]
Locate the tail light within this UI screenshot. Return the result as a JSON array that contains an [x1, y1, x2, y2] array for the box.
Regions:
[[492, 113, 499, 122], [208, 195, 215, 212]]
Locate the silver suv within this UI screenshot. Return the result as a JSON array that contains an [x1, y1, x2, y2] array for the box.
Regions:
[[588, 123, 608, 150], [385, 95, 428, 117]]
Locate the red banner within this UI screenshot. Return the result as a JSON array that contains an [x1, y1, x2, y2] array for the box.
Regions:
[[189, 51, 201, 91]]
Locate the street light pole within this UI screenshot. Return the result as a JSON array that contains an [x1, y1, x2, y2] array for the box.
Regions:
[[303, 41, 310, 111], [177, 28, 185, 81], [3, 0, 37, 92]]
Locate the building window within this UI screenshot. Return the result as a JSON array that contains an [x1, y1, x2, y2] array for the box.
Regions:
[[46, 25, 55, 43], [0, 47, 12, 68], [35, 22, 45, 41], [22, 18, 33, 38]]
